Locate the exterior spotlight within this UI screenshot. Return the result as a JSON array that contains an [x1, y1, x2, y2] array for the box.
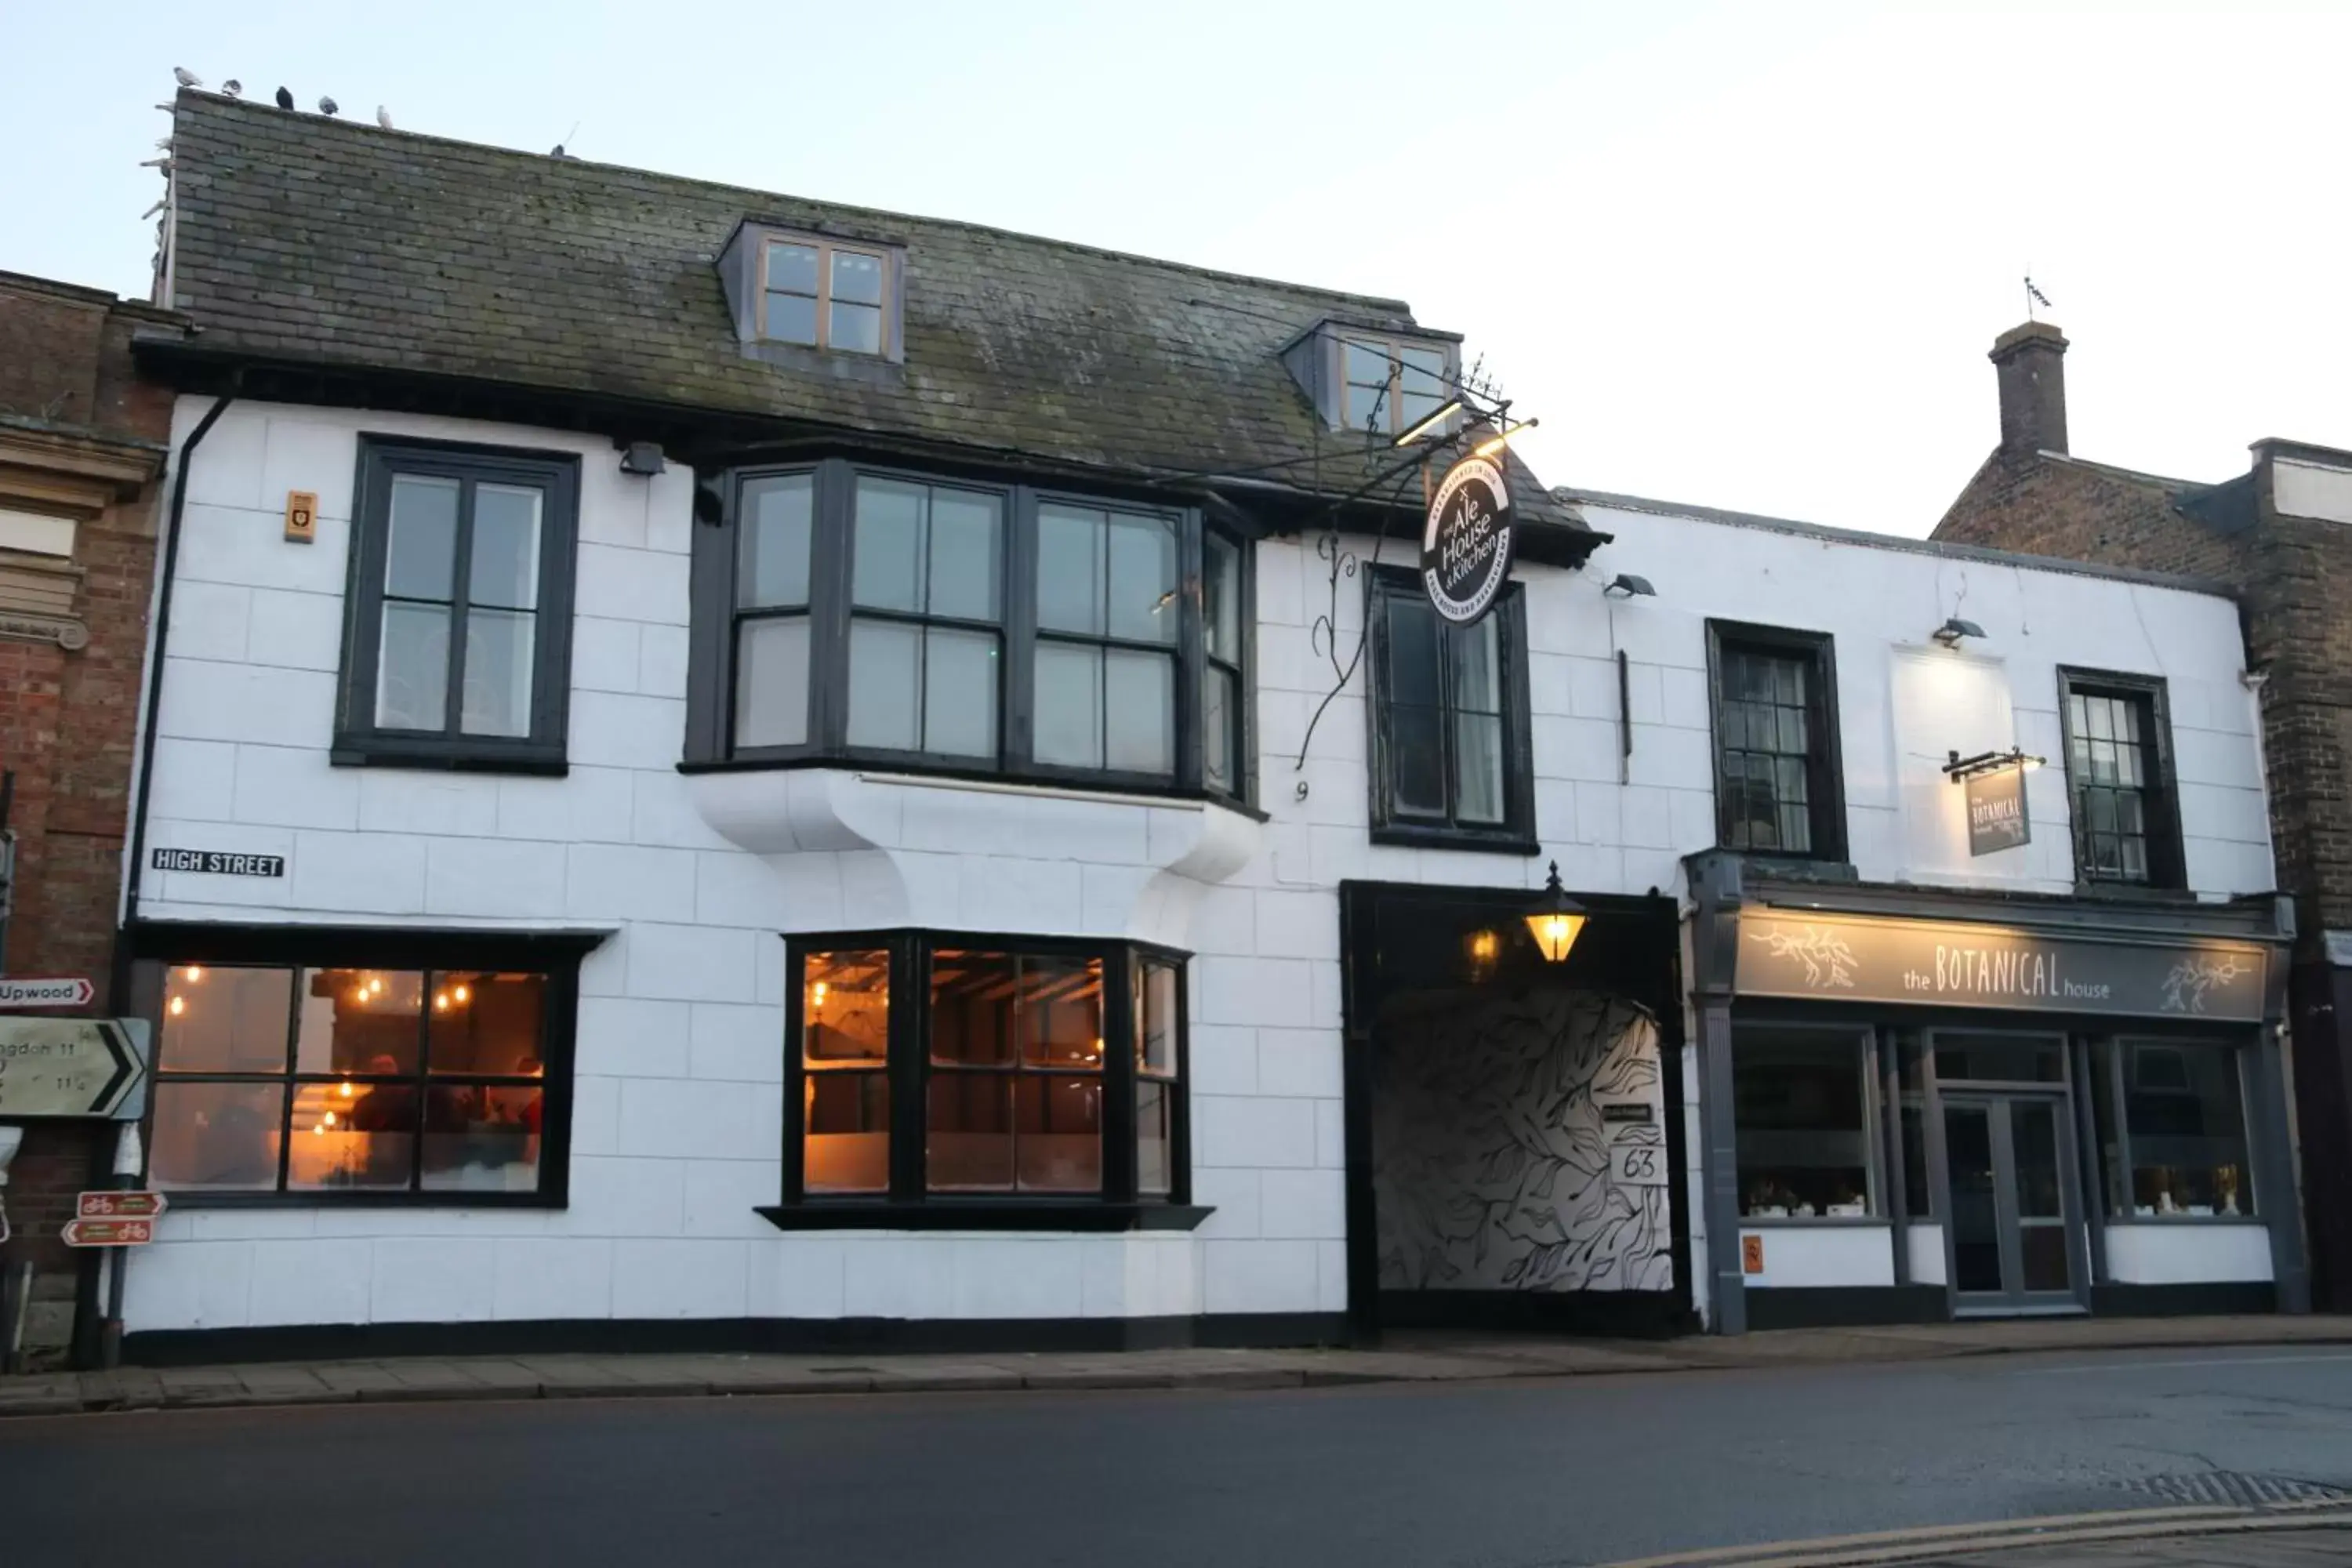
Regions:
[[1523, 861, 1588, 964], [1604, 574, 1656, 598], [1932, 617, 1985, 648]]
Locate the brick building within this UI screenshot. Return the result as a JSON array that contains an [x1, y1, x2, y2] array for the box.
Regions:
[[1936, 321, 2352, 1310], [0, 270, 180, 1366]]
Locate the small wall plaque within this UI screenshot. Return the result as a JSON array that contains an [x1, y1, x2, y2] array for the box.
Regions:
[[284, 490, 319, 543]]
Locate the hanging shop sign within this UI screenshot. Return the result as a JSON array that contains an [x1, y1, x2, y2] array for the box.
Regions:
[[1965, 764, 2030, 857], [1735, 908, 2270, 1022], [1421, 452, 1515, 626], [0, 1018, 150, 1118]]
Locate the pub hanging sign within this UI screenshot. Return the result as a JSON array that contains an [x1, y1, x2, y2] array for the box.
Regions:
[[1422, 452, 1515, 626], [1965, 765, 2030, 857]]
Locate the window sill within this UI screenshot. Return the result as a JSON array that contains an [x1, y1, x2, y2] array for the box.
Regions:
[[154, 1191, 564, 1210], [332, 739, 568, 777], [2070, 880, 2198, 906], [757, 1202, 1214, 1233], [1728, 852, 1858, 882], [2107, 1214, 2264, 1225], [1738, 1215, 1886, 1227], [1370, 825, 1540, 856]]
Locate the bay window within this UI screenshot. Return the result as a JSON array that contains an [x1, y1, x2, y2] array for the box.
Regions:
[[773, 932, 1203, 1229], [688, 459, 1250, 802]]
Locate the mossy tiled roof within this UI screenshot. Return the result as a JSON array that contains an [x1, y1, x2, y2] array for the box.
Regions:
[[162, 92, 1592, 538]]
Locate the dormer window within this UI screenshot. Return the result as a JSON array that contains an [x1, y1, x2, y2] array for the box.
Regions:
[[1342, 337, 1450, 436], [760, 235, 894, 354]]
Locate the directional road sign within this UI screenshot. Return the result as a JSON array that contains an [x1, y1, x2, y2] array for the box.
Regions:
[[61, 1217, 154, 1247], [0, 976, 95, 1010], [0, 1018, 149, 1118], [77, 1191, 168, 1221]]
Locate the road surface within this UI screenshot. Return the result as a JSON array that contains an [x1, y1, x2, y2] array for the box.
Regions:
[[9, 1345, 2352, 1566]]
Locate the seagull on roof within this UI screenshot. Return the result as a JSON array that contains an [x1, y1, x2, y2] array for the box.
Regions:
[[550, 143, 571, 158], [318, 95, 339, 115], [223, 78, 242, 98], [376, 105, 393, 129], [274, 85, 293, 110], [173, 67, 201, 88]]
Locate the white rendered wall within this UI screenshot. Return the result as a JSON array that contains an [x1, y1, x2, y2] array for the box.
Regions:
[[1574, 503, 2275, 901], [122, 400, 2274, 1335], [1737, 1225, 1896, 1289], [2103, 1223, 2274, 1285], [1907, 1225, 1947, 1287]]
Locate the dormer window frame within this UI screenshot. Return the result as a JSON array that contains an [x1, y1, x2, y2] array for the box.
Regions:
[[1326, 332, 1458, 438], [750, 229, 902, 359]]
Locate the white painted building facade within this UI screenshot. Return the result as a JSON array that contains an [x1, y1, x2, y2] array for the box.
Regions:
[[113, 95, 2299, 1356], [115, 394, 2299, 1345]]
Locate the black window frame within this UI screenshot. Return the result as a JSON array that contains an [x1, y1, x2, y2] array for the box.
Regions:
[[2056, 666, 2185, 891], [768, 928, 1208, 1232], [1363, 565, 1537, 854], [332, 437, 581, 775], [2089, 1035, 2259, 1221], [128, 923, 597, 1210], [1706, 620, 1849, 864], [686, 457, 1254, 809]]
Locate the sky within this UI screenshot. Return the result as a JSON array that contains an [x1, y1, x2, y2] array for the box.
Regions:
[[6, 2, 2349, 537]]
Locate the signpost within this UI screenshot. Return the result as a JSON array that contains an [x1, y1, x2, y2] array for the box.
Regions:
[[1421, 452, 1515, 626], [61, 1218, 154, 1248], [77, 1191, 166, 1221], [0, 975, 94, 1010], [0, 1017, 149, 1119]]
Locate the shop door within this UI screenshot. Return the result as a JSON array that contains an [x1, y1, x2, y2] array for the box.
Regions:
[[1942, 1094, 2082, 1312]]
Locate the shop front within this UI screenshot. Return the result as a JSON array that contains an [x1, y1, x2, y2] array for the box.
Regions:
[[1689, 854, 2307, 1332]]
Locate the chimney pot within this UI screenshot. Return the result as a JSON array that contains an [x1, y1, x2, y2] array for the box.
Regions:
[[1989, 321, 2068, 456]]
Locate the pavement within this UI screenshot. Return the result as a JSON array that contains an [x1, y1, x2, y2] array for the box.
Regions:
[[4, 1311, 2351, 1418]]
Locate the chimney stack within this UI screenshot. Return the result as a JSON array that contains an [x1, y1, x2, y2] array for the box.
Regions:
[[1989, 321, 2068, 456]]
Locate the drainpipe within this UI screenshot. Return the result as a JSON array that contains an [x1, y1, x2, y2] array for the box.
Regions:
[[120, 393, 233, 946], [79, 393, 232, 1370]]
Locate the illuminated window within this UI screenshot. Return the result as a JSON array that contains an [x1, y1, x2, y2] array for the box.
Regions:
[[784, 935, 1189, 1215], [141, 938, 584, 1204]]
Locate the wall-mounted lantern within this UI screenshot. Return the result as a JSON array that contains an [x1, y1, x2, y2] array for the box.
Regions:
[[1523, 861, 1588, 964]]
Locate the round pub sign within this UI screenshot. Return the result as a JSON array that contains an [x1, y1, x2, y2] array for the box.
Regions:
[[1421, 452, 1515, 625]]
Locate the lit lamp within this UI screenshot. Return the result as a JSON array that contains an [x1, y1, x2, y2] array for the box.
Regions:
[[1523, 862, 1588, 964]]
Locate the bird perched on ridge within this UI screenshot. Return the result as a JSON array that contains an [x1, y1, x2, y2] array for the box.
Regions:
[[318, 96, 339, 115], [274, 85, 294, 110], [172, 67, 200, 87], [376, 105, 394, 129], [223, 78, 242, 97]]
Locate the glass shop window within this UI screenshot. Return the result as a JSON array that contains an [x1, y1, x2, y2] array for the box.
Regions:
[[1733, 1029, 1875, 1218]]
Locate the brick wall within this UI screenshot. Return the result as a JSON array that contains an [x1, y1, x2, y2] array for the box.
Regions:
[[0, 273, 176, 1367]]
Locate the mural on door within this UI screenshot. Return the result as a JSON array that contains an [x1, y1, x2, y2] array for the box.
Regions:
[[1373, 988, 1673, 1293]]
